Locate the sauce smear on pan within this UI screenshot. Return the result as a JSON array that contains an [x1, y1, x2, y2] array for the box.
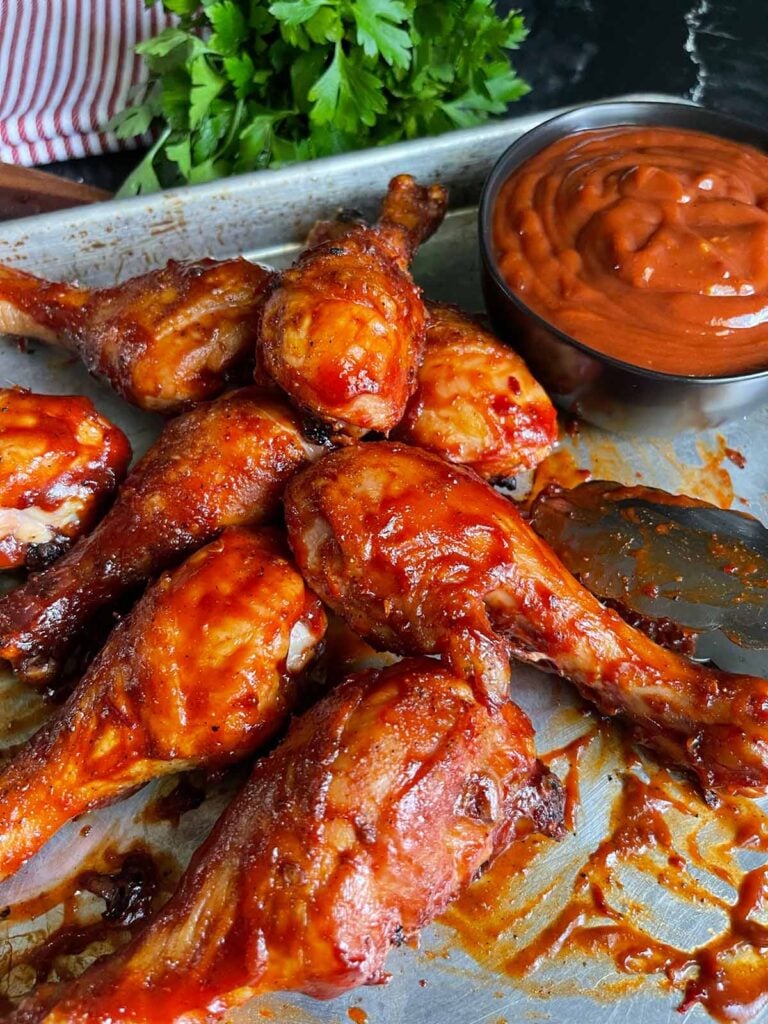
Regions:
[[442, 724, 768, 1022]]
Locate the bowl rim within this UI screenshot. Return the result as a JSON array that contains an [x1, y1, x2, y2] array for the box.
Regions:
[[478, 99, 768, 387]]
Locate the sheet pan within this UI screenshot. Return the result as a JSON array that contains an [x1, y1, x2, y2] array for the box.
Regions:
[[1, 94, 765, 1024]]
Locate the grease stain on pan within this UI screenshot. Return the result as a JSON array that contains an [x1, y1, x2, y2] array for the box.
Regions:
[[233, 996, 343, 1024], [0, 844, 179, 1004], [0, 771, 238, 1008], [527, 419, 741, 510]]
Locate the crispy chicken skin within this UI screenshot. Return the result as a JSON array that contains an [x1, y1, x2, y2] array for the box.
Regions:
[[257, 175, 447, 436], [0, 387, 321, 685], [0, 259, 274, 413], [394, 303, 558, 479], [19, 659, 563, 1023], [285, 442, 768, 794], [0, 527, 326, 883], [285, 441, 516, 709], [0, 388, 130, 569]]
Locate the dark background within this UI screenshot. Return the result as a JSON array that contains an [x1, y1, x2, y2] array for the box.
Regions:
[[49, 0, 768, 192], [510, 0, 767, 122]]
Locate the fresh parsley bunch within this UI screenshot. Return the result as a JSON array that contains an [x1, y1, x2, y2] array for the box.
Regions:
[[114, 0, 529, 195]]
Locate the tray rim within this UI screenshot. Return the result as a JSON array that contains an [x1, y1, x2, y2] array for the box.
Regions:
[[0, 91, 688, 236]]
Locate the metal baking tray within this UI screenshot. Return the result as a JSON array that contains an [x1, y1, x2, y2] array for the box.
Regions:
[[2, 94, 766, 1024]]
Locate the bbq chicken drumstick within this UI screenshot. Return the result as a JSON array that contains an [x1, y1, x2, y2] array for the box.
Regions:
[[20, 658, 563, 1024], [0, 388, 130, 569], [258, 174, 447, 437], [0, 527, 325, 883], [394, 302, 558, 480], [0, 258, 274, 413], [0, 387, 321, 685], [286, 442, 768, 795]]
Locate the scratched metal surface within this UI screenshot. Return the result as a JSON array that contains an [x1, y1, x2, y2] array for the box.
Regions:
[[1, 95, 768, 1024]]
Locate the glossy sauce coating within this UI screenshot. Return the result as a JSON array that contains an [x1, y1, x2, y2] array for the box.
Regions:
[[258, 175, 447, 436], [286, 442, 768, 793], [0, 387, 320, 685], [20, 659, 563, 1023], [394, 303, 557, 479], [0, 527, 326, 883], [494, 126, 768, 376], [0, 389, 130, 569], [0, 259, 274, 413]]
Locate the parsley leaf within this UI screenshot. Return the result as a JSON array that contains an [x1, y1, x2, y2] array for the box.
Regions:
[[161, 0, 200, 13], [135, 27, 191, 58], [208, 0, 249, 54], [309, 42, 385, 130], [351, 0, 411, 69], [159, 68, 192, 129], [223, 52, 257, 97], [189, 56, 226, 127], [116, 127, 171, 197], [166, 136, 193, 176], [306, 43, 343, 125], [268, 0, 330, 26], [110, 102, 156, 139]]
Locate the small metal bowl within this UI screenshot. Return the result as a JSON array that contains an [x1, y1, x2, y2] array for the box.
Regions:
[[478, 100, 768, 435]]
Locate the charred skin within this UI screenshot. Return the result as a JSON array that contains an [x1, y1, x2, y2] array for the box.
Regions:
[[21, 658, 562, 1023], [0, 388, 320, 685], [0, 527, 326, 883], [394, 302, 558, 480], [285, 442, 768, 795], [0, 259, 275, 413], [0, 388, 131, 569], [257, 175, 448, 437]]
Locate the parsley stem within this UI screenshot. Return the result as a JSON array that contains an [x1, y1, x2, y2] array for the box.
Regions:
[[216, 97, 245, 163]]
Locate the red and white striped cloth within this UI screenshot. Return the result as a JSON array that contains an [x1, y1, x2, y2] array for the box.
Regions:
[[0, 0, 175, 166]]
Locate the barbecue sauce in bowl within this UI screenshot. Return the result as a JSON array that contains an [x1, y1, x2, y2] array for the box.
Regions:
[[493, 125, 768, 377]]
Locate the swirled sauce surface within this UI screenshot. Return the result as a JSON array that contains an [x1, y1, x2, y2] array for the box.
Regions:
[[493, 125, 768, 376]]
